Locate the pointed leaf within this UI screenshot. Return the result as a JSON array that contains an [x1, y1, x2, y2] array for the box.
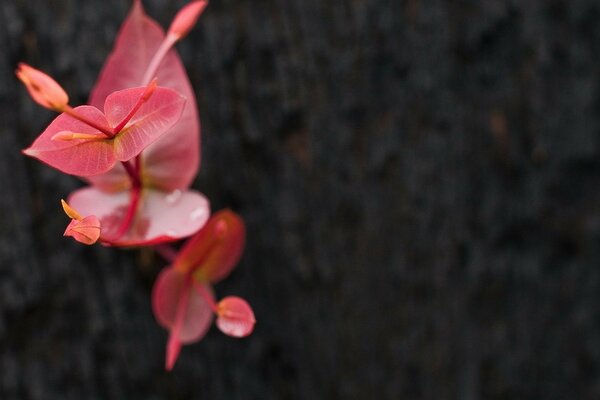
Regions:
[[216, 296, 255, 338], [23, 106, 116, 176], [90, 0, 200, 190], [64, 215, 101, 245], [68, 187, 210, 247], [104, 86, 186, 161], [152, 266, 214, 344], [175, 210, 245, 283]]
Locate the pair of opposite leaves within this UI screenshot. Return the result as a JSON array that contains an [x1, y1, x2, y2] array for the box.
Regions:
[[20, 0, 255, 370], [22, 0, 208, 246]]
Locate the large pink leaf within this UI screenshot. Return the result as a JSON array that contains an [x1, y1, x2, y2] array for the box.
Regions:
[[104, 86, 186, 161], [175, 210, 246, 283], [23, 106, 115, 176], [68, 187, 210, 246], [89, 0, 200, 191], [152, 266, 214, 343]]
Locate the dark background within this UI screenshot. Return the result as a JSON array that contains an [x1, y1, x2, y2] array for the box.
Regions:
[[1, 0, 599, 398]]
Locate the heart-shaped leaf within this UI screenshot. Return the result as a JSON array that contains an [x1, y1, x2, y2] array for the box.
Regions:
[[23, 106, 115, 176], [216, 296, 255, 338], [104, 86, 186, 162]]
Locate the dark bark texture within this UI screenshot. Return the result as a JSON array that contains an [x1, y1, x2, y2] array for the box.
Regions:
[[1, 0, 599, 398]]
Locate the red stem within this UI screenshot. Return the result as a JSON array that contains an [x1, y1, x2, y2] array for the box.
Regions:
[[193, 280, 218, 313], [63, 106, 114, 137], [121, 161, 141, 187], [112, 186, 141, 241]]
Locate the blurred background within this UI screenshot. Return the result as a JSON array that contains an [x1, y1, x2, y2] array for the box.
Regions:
[[1, 0, 600, 398]]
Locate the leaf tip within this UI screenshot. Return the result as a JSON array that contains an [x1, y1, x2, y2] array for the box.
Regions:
[[165, 334, 182, 371]]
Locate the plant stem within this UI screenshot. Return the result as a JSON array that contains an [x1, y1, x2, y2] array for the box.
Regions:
[[193, 280, 218, 313], [62, 106, 114, 137], [154, 244, 179, 263], [141, 34, 178, 86], [112, 186, 142, 240]]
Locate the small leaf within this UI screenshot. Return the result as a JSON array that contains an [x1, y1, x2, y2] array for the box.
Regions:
[[175, 210, 245, 283], [216, 296, 255, 338], [64, 215, 101, 245]]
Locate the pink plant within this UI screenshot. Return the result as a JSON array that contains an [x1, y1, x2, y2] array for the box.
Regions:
[[153, 210, 255, 370], [17, 0, 254, 370]]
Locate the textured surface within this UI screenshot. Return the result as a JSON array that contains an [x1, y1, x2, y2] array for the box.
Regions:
[[1, 0, 600, 398]]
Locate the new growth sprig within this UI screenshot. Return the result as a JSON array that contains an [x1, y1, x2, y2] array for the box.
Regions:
[[17, 0, 255, 370]]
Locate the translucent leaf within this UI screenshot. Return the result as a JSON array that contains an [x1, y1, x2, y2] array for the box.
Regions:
[[23, 106, 115, 176], [175, 210, 246, 283], [104, 86, 186, 161], [68, 187, 210, 246], [89, 0, 200, 191], [152, 267, 214, 344], [63, 215, 101, 245], [216, 296, 255, 338]]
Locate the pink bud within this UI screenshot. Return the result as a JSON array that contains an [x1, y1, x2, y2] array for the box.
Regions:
[[64, 215, 101, 245], [16, 63, 69, 110], [168, 1, 208, 40], [216, 296, 255, 338]]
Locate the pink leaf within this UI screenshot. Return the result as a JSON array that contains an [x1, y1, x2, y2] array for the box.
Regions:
[[63, 215, 101, 245], [23, 106, 115, 176], [104, 86, 186, 162], [152, 266, 214, 369], [216, 296, 255, 338], [89, 0, 200, 191], [68, 187, 210, 246], [175, 210, 246, 283], [152, 267, 214, 343]]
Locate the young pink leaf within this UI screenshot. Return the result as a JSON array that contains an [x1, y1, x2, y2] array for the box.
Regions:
[[23, 106, 115, 176], [216, 296, 256, 338], [64, 215, 101, 245], [152, 266, 214, 369], [61, 199, 102, 245], [168, 1, 208, 40], [68, 187, 210, 247], [16, 63, 69, 111], [175, 210, 245, 283], [89, 0, 200, 191], [104, 86, 186, 162]]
